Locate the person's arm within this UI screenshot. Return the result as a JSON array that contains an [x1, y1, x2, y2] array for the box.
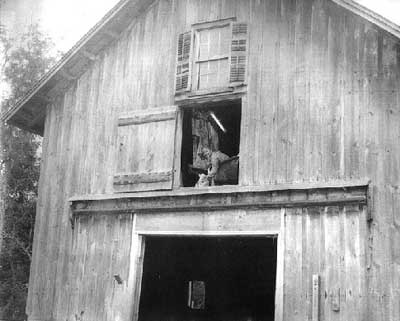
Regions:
[[207, 153, 219, 177]]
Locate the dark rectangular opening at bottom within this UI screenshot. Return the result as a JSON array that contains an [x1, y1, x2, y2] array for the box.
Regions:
[[138, 236, 277, 321]]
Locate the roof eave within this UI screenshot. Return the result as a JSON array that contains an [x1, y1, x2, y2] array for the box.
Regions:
[[1, 0, 153, 135], [332, 0, 400, 39]]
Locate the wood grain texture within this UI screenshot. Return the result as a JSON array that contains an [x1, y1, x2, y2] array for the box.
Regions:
[[312, 274, 320, 321], [26, 0, 400, 320], [118, 107, 176, 126], [115, 107, 177, 192], [113, 171, 173, 185], [283, 205, 368, 321], [71, 185, 368, 215], [66, 214, 133, 320]]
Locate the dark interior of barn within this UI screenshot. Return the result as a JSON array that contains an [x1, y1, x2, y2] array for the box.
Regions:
[[181, 100, 241, 187], [138, 237, 276, 321]]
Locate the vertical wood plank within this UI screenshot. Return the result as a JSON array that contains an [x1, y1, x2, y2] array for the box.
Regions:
[[312, 274, 320, 321], [324, 206, 341, 321], [131, 235, 146, 321], [274, 208, 285, 321], [342, 205, 361, 321], [283, 207, 303, 321]]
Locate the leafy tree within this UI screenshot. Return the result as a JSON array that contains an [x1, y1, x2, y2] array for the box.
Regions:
[[0, 24, 57, 319]]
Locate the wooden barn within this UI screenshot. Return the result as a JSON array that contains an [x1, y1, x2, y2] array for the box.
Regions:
[[2, 0, 400, 320]]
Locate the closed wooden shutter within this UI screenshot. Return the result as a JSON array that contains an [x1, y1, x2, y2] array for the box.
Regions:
[[230, 23, 248, 84], [175, 31, 192, 92], [114, 107, 178, 192]]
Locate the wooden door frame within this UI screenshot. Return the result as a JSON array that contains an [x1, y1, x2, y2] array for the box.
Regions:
[[130, 213, 284, 321]]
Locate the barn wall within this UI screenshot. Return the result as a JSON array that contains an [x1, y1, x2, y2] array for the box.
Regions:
[[66, 202, 368, 321], [27, 0, 400, 320]]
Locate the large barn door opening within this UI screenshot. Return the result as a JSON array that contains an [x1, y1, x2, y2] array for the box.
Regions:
[[137, 237, 277, 321]]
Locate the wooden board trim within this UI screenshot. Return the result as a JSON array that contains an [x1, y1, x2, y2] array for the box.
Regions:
[[187, 87, 234, 97], [175, 88, 245, 105], [71, 184, 368, 216], [172, 109, 183, 189], [274, 209, 285, 321], [135, 230, 278, 236], [118, 107, 177, 126], [113, 171, 173, 185], [312, 274, 320, 321], [130, 233, 145, 321], [73, 196, 366, 215], [71, 179, 371, 201], [191, 16, 236, 29]]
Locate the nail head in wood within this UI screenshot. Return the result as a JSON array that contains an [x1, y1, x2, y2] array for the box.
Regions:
[[114, 274, 123, 284]]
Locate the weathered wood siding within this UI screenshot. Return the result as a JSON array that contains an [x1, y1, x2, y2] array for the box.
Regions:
[[68, 214, 133, 321], [27, 0, 400, 320], [283, 205, 368, 321]]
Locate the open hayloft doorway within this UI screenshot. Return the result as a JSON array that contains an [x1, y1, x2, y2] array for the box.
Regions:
[[137, 237, 277, 321]]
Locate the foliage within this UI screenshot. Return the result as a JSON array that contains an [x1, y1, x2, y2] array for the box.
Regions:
[[0, 24, 57, 319]]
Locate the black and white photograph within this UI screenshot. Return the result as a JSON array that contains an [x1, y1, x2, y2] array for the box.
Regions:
[[0, 0, 400, 320]]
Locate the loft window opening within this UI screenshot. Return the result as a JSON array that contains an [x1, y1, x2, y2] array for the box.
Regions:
[[180, 99, 241, 187]]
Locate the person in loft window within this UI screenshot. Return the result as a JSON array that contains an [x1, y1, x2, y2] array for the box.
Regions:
[[198, 146, 230, 185], [191, 110, 220, 170]]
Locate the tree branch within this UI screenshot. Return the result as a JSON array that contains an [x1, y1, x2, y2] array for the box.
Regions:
[[1, 230, 32, 260]]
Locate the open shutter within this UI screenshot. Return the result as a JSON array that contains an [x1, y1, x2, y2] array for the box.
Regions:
[[175, 31, 192, 92], [114, 107, 178, 192], [230, 23, 248, 84]]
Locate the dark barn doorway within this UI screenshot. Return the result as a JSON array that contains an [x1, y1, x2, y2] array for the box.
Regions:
[[138, 237, 277, 321]]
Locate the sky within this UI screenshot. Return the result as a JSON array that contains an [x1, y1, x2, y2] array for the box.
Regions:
[[40, 0, 120, 52], [356, 0, 400, 26]]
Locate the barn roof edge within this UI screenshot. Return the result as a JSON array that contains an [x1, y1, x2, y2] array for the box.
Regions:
[[2, 0, 400, 135]]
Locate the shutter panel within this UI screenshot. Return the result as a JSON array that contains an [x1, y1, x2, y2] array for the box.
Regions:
[[114, 107, 178, 192], [230, 23, 248, 84], [175, 31, 192, 92]]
